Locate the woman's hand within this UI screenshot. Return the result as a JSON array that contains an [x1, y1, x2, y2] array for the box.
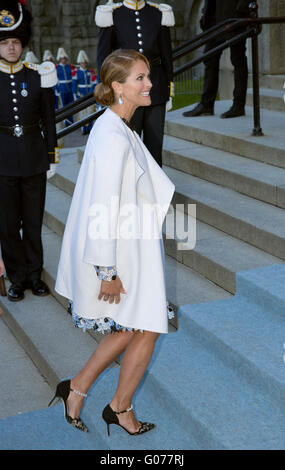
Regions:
[[98, 276, 126, 304]]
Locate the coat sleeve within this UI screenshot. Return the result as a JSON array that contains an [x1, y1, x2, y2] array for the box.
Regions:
[[157, 25, 174, 95], [40, 87, 58, 163], [82, 131, 129, 266], [97, 26, 116, 77]]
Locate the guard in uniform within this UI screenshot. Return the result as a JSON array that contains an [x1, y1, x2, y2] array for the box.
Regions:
[[0, 0, 59, 301], [56, 47, 74, 126], [183, 0, 251, 118], [43, 49, 60, 110], [72, 50, 97, 134], [95, 0, 175, 167]]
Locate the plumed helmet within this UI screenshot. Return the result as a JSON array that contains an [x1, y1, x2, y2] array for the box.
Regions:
[[43, 49, 54, 61], [77, 50, 89, 64], [56, 47, 68, 61], [25, 50, 39, 63], [0, 0, 32, 47]]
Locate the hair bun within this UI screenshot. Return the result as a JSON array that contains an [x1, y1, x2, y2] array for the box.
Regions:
[[94, 82, 114, 107]]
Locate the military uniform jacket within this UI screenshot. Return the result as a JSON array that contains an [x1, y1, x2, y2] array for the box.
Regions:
[[96, 2, 174, 106], [0, 61, 57, 177], [57, 63, 73, 94], [72, 67, 95, 98]]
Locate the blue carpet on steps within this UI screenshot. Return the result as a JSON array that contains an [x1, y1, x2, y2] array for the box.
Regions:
[[1, 264, 285, 450]]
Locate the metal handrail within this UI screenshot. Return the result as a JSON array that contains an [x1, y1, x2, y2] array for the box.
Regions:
[[174, 27, 255, 76], [57, 107, 105, 139], [172, 16, 285, 60], [55, 91, 95, 119], [56, 95, 97, 124]]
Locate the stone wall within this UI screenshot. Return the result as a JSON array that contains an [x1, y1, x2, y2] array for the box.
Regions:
[[26, 0, 100, 65], [258, 0, 285, 74]]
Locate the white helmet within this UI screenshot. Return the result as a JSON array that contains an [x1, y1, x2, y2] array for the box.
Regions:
[[43, 49, 55, 61], [77, 50, 89, 64], [25, 51, 39, 64], [56, 47, 69, 61]]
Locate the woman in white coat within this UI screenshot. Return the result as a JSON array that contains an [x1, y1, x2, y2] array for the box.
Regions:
[[51, 49, 175, 436]]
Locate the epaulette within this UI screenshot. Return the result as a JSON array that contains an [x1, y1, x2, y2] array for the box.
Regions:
[[95, 3, 123, 28], [24, 61, 39, 71], [37, 61, 58, 88], [147, 1, 159, 7], [147, 2, 175, 26]]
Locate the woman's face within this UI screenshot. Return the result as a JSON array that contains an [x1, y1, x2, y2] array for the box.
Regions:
[[119, 60, 152, 108]]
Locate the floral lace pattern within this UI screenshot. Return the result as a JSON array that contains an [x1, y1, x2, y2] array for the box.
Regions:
[[68, 301, 175, 335]]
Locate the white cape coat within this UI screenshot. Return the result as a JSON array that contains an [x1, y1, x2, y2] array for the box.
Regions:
[[55, 108, 175, 334]]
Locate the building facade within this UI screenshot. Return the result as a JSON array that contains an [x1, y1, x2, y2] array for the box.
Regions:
[[26, 0, 284, 92]]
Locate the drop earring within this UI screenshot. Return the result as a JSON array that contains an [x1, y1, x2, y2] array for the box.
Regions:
[[118, 94, 124, 105]]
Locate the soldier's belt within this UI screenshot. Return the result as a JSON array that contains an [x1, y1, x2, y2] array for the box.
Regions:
[[0, 124, 40, 138]]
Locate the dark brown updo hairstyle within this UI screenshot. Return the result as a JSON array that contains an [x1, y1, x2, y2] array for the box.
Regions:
[[94, 49, 150, 107]]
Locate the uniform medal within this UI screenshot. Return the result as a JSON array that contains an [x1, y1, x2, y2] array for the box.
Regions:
[[20, 82, 28, 97]]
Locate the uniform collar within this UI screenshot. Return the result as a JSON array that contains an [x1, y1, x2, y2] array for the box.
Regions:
[[0, 59, 23, 74], [123, 0, 146, 10]]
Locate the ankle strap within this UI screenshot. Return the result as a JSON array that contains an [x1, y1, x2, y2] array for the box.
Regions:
[[70, 387, 87, 398], [114, 404, 133, 414]]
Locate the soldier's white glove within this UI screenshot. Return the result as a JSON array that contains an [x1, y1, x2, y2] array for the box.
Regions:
[[47, 163, 57, 179], [166, 97, 173, 112]]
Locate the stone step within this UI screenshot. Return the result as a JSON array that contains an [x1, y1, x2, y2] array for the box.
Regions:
[[165, 101, 285, 168], [0, 363, 197, 450], [0, 399, 109, 450], [164, 208, 282, 294], [44, 183, 69, 237], [147, 307, 285, 450], [179, 264, 285, 405], [163, 134, 285, 208], [258, 74, 285, 91], [247, 87, 285, 112], [0, 275, 100, 394], [165, 165, 285, 261], [0, 311, 53, 420], [236, 263, 285, 316]]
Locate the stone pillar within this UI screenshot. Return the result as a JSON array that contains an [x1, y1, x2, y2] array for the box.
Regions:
[[258, 0, 285, 74]]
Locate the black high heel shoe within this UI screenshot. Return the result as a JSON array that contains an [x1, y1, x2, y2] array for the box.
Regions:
[[102, 403, 155, 436], [48, 379, 89, 433]]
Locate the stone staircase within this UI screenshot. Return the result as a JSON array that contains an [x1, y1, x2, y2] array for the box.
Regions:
[[1, 75, 285, 448], [247, 74, 285, 113]]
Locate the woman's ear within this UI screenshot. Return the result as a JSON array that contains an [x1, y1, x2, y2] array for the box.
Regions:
[[111, 81, 122, 99]]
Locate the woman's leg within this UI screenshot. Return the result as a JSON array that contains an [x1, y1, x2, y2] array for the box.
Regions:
[[109, 330, 160, 433], [67, 330, 135, 418], [67, 329, 159, 429]]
